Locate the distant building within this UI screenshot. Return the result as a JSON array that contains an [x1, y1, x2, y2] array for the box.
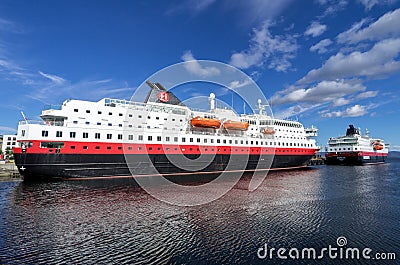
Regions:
[[1, 134, 18, 156]]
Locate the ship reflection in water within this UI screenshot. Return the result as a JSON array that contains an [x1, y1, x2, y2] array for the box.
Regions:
[[1, 159, 399, 264]]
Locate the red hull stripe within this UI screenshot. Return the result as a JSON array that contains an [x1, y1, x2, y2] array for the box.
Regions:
[[14, 140, 318, 156]]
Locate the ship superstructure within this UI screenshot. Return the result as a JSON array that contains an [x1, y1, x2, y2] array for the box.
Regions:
[[325, 125, 389, 165], [13, 81, 320, 180]]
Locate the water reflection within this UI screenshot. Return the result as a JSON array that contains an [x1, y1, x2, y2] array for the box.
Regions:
[[0, 163, 399, 264]]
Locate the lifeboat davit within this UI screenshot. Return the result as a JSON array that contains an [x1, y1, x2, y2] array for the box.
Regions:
[[223, 120, 249, 131], [190, 116, 221, 129], [262, 128, 276, 134]]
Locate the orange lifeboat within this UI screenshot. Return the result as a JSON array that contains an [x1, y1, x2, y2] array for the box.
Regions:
[[190, 116, 221, 129], [262, 128, 276, 134], [373, 143, 383, 150], [223, 120, 249, 131]]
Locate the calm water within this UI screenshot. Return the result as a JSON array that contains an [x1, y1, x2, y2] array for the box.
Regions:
[[1, 159, 399, 264]]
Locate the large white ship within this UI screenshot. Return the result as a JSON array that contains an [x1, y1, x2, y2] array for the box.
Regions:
[[14, 81, 320, 180], [325, 125, 389, 165]]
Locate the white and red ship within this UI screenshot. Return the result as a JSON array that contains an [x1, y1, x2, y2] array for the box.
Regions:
[[14, 81, 320, 180], [325, 125, 389, 165]]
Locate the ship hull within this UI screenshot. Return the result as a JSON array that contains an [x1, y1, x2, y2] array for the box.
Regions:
[[14, 153, 314, 181], [325, 152, 387, 165]]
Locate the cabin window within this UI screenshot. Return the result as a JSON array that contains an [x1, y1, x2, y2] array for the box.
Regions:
[[109, 112, 112, 115], [42, 130, 48, 137], [129, 135, 134, 141], [108, 123, 112, 126], [70, 146, 75, 149], [97, 122, 101, 125], [211, 139, 214, 143], [98, 111, 102, 114], [138, 115, 142, 118], [83, 132, 88, 138], [147, 116, 151, 119], [85, 121, 90, 125], [182, 137, 186, 142], [129, 114, 133, 117], [118, 147, 122, 150], [174, 137, 178, 142], [86, 110, 90, 113], [217, 139, 220, 143], [229, 140, 232, 144], [223, 140, 227, 144], [74, 109, 78, 112], [190, 138, 193, 142], [197, 138, 201, 143], [148, 136, 152, 141], [40, 142, 64, 148], [118, 134, 122, 140], [166, 137, 170, 142], [21, 130, 25, 137], [107, 146, 111, 150], [95, 146, 100, 150], [156, 117, 159, 120], [95, 133, 100, 139], [157, 136, 162, 141], [251, 141, 253, 145], [56, 131, 62, 137], [119, 113, 123, 117], [70, 132, 76, 138], [107, 134, 112, 139]]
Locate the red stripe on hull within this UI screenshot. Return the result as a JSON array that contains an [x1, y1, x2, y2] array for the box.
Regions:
[[14, 140, 319, 156]]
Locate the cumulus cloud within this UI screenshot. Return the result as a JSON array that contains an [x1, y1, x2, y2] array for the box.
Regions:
[[229, 20, 298, 72], [316, 0, 348, 17], [310, 38, 333, 54], [271, 79, 365, 105], [181, 50, 221, 77], [299, 38, 400, 84], [305, 22, 327, 37], [337, 8, 400, 44], [333, 97, 350, 106], [321, 104, 367, 117]]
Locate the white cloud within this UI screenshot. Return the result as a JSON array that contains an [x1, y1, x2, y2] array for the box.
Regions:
[[357, 0, 399, 11], [310, 38, 333, 54], [229, 20, 298, 72], [321, 104, 367, 117], [229, 79, 252, 89], [38, 71, 66, 85], [299, 38, 400, 84], [274, 103, 324, 119], [356, 90, 378, 98], [391, 145, 400, 151], [316, 0, 348, 17], [271, 79, 365, 105], [333, 97, 350, 106], [0, 126, 17, 133], [337, 8, 400, 44], [181, 50, 221, 77], [305, 21, 327, 37]]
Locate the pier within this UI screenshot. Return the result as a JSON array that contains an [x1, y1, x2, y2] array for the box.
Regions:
[[0, 162, 21, 181]]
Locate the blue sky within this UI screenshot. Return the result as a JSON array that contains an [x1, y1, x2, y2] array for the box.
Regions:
[[1, 0, 400, 150]]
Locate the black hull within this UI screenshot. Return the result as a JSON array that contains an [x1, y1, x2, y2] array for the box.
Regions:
[[325, 155, 387, 165], [14, 153, 314, 181]]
